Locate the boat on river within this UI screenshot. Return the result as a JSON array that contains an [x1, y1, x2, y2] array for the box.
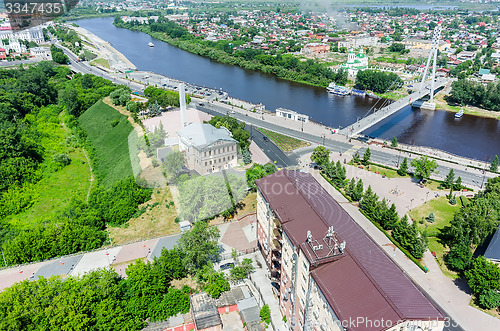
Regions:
[[366, 91, 380, 99], [351, 89, 366, 97], [455, 108, 464, 118], [327, 83, 350, 96], [148, 42, 155, 47]]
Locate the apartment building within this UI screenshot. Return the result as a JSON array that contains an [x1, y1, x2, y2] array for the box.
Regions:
[[255, 170, 445, 331]]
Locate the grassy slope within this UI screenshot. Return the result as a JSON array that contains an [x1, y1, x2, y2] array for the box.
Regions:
[[7, 147, 91, 229], [79, 100, 134, 188]]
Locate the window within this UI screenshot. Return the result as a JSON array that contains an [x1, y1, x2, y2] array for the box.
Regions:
[[209, 150, 211, 156], [303, 261, 308, 272], [205, 162, 207, 166], [301, 286, 306, 296], [302, 274, 307, 284]]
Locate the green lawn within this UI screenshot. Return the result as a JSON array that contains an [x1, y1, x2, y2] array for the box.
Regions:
[[7, 149, 91, 229], [365, 163, 406, 178], [79, 100, 134, 188], [428, 237, 459, 280], [257, 128, 309, 152], [410, 196, 461, 237], [90, 58, 110, 68]]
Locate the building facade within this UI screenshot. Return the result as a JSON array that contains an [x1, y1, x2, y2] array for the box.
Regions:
[[178, 123, 238, 175], [276, 108, 309, 123], [256, 170, 445, 331], [302, 43, 330, 54]]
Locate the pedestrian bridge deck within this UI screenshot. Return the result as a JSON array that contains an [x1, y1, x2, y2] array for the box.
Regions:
[[339, 78, 449, 136]]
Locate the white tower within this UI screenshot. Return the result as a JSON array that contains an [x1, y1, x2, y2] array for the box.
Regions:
[[420, 25, 442, 111], [179, 83, 187, 128]]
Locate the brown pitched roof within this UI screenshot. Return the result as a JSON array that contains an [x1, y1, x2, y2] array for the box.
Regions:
[[255, 170, 444, 329]]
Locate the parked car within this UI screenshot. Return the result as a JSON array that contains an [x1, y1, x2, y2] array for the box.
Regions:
[[263, 136, 270, 142], [220, 262, 234, 270], [310, 162, 323, 170]]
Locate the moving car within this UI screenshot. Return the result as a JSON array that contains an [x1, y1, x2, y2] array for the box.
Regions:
[[263, 136, 270, 142]]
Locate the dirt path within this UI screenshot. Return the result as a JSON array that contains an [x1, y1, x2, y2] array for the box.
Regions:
[[82, 147, 94, 203]]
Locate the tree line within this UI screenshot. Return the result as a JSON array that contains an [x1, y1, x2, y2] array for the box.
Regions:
[[449, 79, 500, 111], [355, 69, 403, 94], [443, 177, 500, 309]]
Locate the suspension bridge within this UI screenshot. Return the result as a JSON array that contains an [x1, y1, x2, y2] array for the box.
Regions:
[[339, 25, 450, 137]]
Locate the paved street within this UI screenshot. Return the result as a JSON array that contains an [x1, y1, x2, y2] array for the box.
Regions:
[[193, 100, 495, 190]]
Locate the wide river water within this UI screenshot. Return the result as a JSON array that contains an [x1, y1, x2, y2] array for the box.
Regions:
[[73, 17, 500, 161]]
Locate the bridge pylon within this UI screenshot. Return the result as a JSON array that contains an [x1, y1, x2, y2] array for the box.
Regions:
[[419, 25, 442, 111]]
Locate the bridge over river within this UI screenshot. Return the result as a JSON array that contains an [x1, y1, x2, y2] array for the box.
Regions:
[[339, 78, 450, 137]]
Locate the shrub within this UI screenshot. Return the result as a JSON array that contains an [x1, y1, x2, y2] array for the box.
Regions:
[[260, 304, 271, 325]]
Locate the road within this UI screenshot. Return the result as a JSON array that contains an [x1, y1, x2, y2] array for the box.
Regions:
[[189, 99, 492, 189]]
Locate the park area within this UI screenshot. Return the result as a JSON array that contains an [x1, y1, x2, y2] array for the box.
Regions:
[[409, 196, 463, 279], [257, 128, 309, 152]]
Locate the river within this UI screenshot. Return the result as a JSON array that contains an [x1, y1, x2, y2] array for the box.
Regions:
[[73, 17, 500, 161]]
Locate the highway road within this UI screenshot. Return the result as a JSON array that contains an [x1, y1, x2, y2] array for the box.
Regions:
[[192, 100, 492, 189]]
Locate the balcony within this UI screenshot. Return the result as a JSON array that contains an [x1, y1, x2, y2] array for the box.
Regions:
[[273, 218, 281, 229], [271, 269, 281, 281], [273, 228, 282, 241], [272, 259, 281, 270], [272, 238, 282, 251], [272, 250, 282, 261]]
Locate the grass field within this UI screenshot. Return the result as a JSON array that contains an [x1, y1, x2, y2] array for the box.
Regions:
[[90, 58, 110, 68], [109, 187, 178, 245], [410, 196, 461, 237], [257, 128, 309, 152], [410, 196, 462, 280], [79, 100, 134, 188]]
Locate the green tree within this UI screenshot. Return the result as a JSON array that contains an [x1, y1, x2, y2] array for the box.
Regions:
[[246, 163, 277, 191], [197, 263, 230, 298], [491, 155, 499, 173], [442, 169, 455, 189], [391, 136, 398, 147], [260, 304, 271, 325], [163, 150, 185, 183], [392, 215, 427, 259], [465, 256, 500, 295], [381, 203, 399, 230], [351, 179, 364, 201], [345, 178, 356, 197], [311, 146, 331, 166], [178, 221, 221, 272], [411, 156, 438, 180], [230, 258, 255, 282], [362, 148, 371, 165], [479, 290, 500, 309], [360, 185, 379, 218], [242, 148, 252, 164], [398, 157, 408, 176], [426, 212, 435, 223], [446, 240, 473, 272], [454, 176, 462, 191]]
